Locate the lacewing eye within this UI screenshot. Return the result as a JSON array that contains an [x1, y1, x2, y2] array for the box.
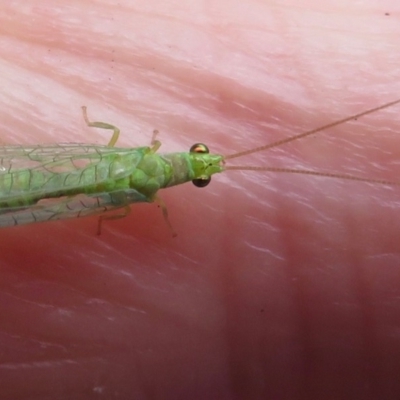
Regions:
[[190, 143, 211, 187], [192, 177, 211, 188], [190, 143, 209, 154]]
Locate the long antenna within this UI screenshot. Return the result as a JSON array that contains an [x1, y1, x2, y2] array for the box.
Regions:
[[225, 98, 400, 160], [225, 166, 400, 186]]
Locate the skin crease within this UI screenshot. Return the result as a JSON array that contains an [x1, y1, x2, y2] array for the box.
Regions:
[[1, 1, 400, 399]]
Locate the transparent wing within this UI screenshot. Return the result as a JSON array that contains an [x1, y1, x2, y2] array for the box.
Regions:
[[0, 189, 150, 228], [0, 143, 148, 203], [0, 143, 114, 165]]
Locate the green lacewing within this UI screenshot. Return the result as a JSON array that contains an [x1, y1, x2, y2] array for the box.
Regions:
[[1, 99, 399, 234]]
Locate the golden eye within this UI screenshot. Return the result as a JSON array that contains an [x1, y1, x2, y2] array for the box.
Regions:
[[192, 177, 211, 188], [190, 143, 209, 154]]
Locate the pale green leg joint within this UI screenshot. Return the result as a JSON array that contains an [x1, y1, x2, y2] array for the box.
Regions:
[[81, 106, 120, 147], [150, 129, 161, 153]]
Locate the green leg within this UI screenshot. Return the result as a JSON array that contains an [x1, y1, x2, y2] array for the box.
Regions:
[[154, 195, 177, 238], [151, 129, 159, 145], [97, 205, 131, 235], [150, 129, 161, 153], [81, 106, 120, 147]]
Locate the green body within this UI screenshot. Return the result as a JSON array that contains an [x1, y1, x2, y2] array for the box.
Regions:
[[0, 143, 224, 228]]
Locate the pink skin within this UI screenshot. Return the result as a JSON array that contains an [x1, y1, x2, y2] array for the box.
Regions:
[[1, 1, 400, 399]]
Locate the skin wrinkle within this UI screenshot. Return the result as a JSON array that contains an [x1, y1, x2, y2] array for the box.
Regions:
[[1, 1, 400, 399]]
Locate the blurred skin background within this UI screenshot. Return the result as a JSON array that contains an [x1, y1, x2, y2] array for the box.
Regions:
[[1, 1, 400, 399]]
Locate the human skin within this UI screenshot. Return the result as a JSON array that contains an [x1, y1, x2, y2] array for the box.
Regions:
[[1, 1, 400, 399]]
